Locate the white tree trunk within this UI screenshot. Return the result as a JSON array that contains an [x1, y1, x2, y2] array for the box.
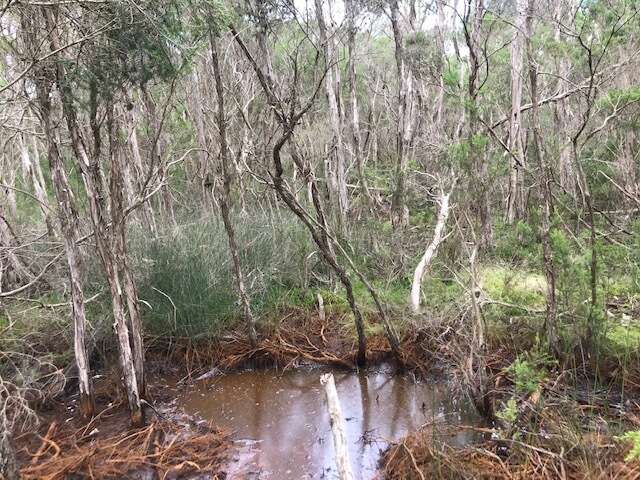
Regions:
[[410, 188, 452, 312], [320, 373, 354, 480]]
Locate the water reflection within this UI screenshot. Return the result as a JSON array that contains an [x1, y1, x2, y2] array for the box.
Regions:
[[175, 367, 480, 479]]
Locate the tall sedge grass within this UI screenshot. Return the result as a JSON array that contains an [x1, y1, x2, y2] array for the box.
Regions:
[[129, 212, 313, 338]]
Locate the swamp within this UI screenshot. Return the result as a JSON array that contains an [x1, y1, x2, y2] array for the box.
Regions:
[[2, 0, 640, 478]]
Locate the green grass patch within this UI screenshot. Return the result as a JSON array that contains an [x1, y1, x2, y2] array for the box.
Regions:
[[605, 323, 640, 354], [130, 213, 314, 338], [480, 265, 546, 308]]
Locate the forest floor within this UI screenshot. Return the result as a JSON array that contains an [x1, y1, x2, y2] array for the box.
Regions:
[[11, 310, 640, 479], [13, 312, 431, 479]]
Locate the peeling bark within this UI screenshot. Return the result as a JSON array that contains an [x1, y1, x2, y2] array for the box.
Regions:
[[34, 62, 94, 419]]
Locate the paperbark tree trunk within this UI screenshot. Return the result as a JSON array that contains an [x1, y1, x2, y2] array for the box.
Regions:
[[410, 187, 453, 312], [0, 211, 33, 292], [345, 0, 373, 208], [0, 424, 19, 480], [35, 77, 95, 419], [126, 106, 157, 233], [464, 0, 492, 249], [210, 34, 258, 347], [19, 134, 55, 237], [617, 130, 638, 208], [42, 7, 144, 426], [390, 0, 415, 229], [552, 0, 576, 198]]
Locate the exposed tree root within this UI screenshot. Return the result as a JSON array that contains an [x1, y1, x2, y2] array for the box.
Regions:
[[153, 311, 437, 377]]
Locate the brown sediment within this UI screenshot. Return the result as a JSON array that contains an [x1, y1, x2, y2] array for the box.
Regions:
[[17, 403, 230, 480]]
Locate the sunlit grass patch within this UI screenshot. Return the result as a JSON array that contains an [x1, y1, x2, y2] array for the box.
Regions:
[[605, 322, 640, 353], [480, 265, 546, 308]]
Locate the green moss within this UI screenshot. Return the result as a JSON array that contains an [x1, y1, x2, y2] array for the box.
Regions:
[[480, 265, 546, 308], [605, 323, 640, 353], [617, 430, 640, 462]]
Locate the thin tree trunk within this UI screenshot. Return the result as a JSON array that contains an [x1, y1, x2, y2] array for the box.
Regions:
[[345, 0, 372, 208], [390, 0, 413, 229], [0, 211, 33, 291], [210, 34, 258, 347], [464, 0, 492, 249], [552, 1, 576, 198], [19, 134, 55, 237], [617, 130, 638, 208], [127, 106, 157, 233], [506, 0, 526, 224], [526, 0, 558, 354]]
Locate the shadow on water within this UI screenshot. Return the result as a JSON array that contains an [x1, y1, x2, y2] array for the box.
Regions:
[[170, 366, 482, 479]]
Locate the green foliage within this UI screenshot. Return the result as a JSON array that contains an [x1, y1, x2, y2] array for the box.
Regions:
[[507, 350, 555, 395], [189, 0, 234, 35], [496, 397, 518, 424], [617, 431, 640, 462], [597, 86, 640, 109], [73, 0, 197, 98], [605, 324, 640, 356], [493, 220, 539, 265]]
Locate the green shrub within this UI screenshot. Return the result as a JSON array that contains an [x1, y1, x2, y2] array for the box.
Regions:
[[507, 350, 555, 395]]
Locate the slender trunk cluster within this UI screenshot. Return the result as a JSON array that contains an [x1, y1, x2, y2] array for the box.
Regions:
[[36, 6, 146, 425], [34, 77, 95, 418], [464, 0, 492, 249], [505, 0, 527, 224], [209, 34, 258, 347], [525, 0, 558, 354], [345, 0, 373, 209], [314, 0, 348, 228], [232, 27, 402, 366], [389, 0, 416, 229]]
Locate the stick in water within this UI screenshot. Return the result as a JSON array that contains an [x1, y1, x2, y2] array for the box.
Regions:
[[320, 373, 354, 480]]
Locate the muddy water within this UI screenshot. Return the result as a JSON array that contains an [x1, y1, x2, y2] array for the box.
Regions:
[[173, 367, 480, 479]]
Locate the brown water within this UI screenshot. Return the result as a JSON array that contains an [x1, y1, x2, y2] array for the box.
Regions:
[[172, 367, 480, 479]]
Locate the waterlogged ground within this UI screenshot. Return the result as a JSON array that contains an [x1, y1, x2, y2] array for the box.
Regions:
[[167, 366, 482, 479]]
